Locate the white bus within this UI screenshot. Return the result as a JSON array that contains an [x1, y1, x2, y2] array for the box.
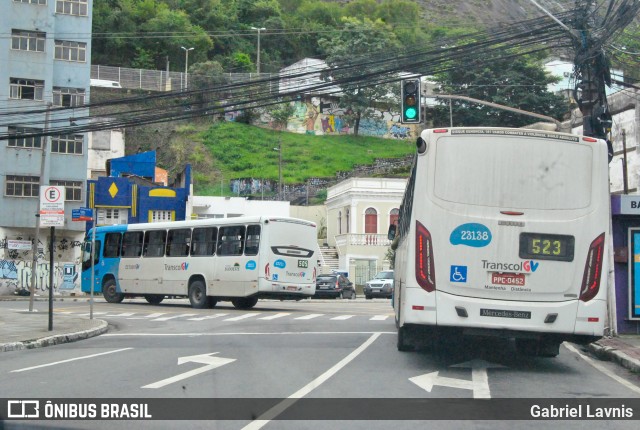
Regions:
[[388, 127, 610, 357], [81, 216, 318, 309]]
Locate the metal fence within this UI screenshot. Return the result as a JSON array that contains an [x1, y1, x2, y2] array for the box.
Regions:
[[90, 65, 279, 93]]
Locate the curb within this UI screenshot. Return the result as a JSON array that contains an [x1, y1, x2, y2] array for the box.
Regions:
[[0, 319, 108, 353], [587, 342, 640, 374]]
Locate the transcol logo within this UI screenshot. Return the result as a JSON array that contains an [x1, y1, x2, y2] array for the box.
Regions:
[[482, 260, 539, 273], [286, 271, 306, 277], [165, 262, 189, 271]]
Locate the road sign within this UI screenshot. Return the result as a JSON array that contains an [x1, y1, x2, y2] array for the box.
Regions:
[[40, 185, 65, 227], [72, 207, 93, 222]]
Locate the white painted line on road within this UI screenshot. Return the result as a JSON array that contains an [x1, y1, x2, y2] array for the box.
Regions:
[[11, 348, 133, 373], [103, 331, 396, 337], [76, 312, 108, 317], [294, 314, 323, 320], [224, 313, 260, 322], [127, 312, 167, 320], [564, 343, 640, 395], [259, 313, 290, 320], [188, 314, 229, 321], [242, 333, 382, 430], [103, 312, 136, 317], [331, 315, 354, 320], [370, 315, 390, 321], [152, 313, 196, 321]]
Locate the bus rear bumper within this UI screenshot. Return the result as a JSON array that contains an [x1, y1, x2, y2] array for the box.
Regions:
[[402, 288, 605, 339]]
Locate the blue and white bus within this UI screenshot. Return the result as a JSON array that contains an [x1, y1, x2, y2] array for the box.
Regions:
[[389, 127, 610, 357], [81, 216, 318, 309]]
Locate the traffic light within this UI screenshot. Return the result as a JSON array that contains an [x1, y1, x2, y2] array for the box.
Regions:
[[401, 78, 421, 124]]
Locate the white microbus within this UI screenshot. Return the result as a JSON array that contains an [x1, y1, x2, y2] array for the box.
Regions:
[[81, 216, 318, 309], [388, 127, 610, 357]]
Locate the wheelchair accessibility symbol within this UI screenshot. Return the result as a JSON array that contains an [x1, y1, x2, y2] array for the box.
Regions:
[[450, 266, 467, 283]]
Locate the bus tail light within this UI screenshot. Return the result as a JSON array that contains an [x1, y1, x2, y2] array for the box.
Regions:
[[415, 221, 436, 292], [579, 233, 605, 302], [265, 263, 270, 279]]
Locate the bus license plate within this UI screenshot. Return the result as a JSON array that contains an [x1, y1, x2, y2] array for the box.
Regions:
[[491, 272, 525, 286], [287, 286, 297, 291]]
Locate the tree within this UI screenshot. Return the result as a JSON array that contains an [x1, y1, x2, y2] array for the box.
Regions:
[[318, 17, 401, 136], [430, 51, 569, 127]]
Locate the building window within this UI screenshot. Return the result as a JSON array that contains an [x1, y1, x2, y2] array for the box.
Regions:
[[151, 210, 174, 223], [11, 30, 46, 52], [338, 211, 342, 235], [365, 207, 378, 234], [50, 180, 82, 201], [96, 208, 127, 226], [14, 0, 47, 4], [55, 0, 87, 16], [53, 87, 85, 107], [51, 134, 83, 154], [346, 208, 350, 233], [5, 175, 39, 197], [10, 78, 44, 101], [8, 126, 42, 149], [54, 40, 86, 62], [390, 208, 399, 228]]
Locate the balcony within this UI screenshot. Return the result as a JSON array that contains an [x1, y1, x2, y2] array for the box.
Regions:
[[335, 233, 391, 247]]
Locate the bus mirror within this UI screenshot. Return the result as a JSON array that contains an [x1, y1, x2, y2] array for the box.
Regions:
[[388, 225, 397, 240], [417, 137, 427, 154]]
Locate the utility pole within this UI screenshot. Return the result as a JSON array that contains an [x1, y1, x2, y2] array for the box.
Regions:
[[29, 103, 52, 312]]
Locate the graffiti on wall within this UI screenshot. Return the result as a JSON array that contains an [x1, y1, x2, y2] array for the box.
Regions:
[[280, 97, 413, 139], [0, 259, 79, 295]]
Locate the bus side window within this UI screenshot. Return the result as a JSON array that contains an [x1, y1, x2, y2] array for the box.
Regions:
[[218, 226, 245, 256], [167, 228, 191, 257], [192, 227, 217, 256], [245, 224, 261, 256], [103, 233, 122, 257], [143, 230, 166, 257], [122, 231, 143, 258]]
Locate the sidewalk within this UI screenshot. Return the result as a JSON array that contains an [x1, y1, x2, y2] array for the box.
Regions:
[[0, 296, 639, 375], [0, 297, 107, 352]]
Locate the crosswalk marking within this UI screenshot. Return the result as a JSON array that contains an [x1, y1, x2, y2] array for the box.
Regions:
[[370, 315, 389, 321], [152, 313, 196, 321], [331, 315, 354, 320], [294, 314, 324, 320], [104, 312, 136, 317], [127, 312, 167, 320], [259, 313, 291, 320], [224, 313, 260, 321], [188, 314, 229, 321], [76, 312, 108, 317]]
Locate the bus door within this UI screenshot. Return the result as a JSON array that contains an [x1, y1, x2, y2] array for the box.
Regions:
[[140, 230, 167, 293], [164, 228, 193, 295], [214, 225, 251, 297]]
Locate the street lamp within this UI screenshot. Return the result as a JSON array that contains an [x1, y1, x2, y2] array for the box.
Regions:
[[181, 46, 194, 90], [250, 27, 266, 75]]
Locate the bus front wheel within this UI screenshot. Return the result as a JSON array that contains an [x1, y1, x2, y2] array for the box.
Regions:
[[231, 297, 258, 309], [103, 279, 124, 303], [188, 280, 208, 309]]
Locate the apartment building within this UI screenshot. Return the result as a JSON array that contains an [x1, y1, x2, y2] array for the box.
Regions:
[[0, 0, 92, 294]]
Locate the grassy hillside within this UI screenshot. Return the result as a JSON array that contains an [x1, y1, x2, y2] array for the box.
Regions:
[[155, 121, 415, 197]]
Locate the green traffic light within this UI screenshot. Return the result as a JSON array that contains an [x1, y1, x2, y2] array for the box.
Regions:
[[404, 107, 417, 120]]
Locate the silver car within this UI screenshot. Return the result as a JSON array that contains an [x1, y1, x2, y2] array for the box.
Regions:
[[364, 270, 394, 299]]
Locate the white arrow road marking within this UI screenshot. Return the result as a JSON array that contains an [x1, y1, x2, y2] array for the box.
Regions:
[[142, 352, 236, 389], [259, 313, 290, 320], [11, 348, 133, 373], [294, 314, 323, 320], [410, 359, 506, 398]]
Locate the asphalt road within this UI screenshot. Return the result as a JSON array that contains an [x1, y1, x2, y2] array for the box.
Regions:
[[0, 298, 639, 430]]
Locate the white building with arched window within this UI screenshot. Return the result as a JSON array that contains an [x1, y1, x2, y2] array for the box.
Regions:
[[325, 177, 406, 285]]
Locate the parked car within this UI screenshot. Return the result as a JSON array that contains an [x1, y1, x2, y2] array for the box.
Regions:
[[364, 270, 394, 299], [313, 273, 356, 299]]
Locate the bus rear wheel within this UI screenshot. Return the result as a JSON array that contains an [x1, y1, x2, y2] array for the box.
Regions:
[[397, 325, 415, 352], [103, 279, 124, 303], [231, 297, 258, 309], [145, 294, 164, 305], [188, 280, 208, 309]]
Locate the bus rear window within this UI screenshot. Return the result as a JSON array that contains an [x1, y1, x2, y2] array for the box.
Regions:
[[433, 137, 593, 210]]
